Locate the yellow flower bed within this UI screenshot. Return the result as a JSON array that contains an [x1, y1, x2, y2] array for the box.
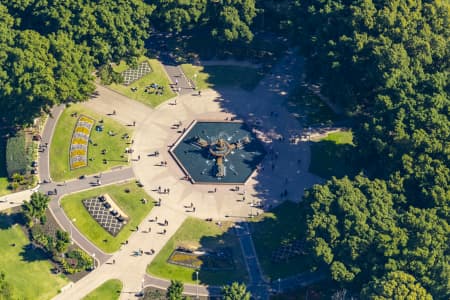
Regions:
[[79, 116, 94, 124], [70, 149, 86, 157], [75, 126, 90, 135], [72, 138, 88, 145], [71, 161, 87, 169]]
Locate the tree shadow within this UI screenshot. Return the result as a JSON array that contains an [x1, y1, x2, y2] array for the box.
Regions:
[[19, 243, 50, 262], [309, 140, 357, 180], [0, 211, 25, 230]]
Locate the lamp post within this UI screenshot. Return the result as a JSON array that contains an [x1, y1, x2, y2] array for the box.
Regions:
[[141, 278, 145, 297], [196, 270, 199, 299], [278, 278, 281, 294], [193, 73, 198, 89]]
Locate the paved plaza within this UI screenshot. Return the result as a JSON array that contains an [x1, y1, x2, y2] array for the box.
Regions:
[[24, 50, 324, 300]]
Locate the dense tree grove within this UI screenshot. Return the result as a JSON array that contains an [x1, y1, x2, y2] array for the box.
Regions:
[[149, 0, 256, 44], [297, 0, 450, 298], [0, 0, 448, 297], [0, 0, 152, 125]]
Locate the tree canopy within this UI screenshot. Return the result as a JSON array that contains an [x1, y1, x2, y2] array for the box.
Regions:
[[297, 1, 449, 297]]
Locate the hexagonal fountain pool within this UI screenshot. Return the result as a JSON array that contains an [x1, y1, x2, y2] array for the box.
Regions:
[[171, 121, 266, 184]]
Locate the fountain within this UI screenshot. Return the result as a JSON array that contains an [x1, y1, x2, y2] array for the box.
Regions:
[[171, 121, 266, 184]]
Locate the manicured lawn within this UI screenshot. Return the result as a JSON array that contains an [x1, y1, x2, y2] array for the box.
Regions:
[[50, 104, 132, 181], [109, 57, 176, 107], [309, 131, 357, 179], [286, 85, 340, 126], [61, 182, 154, 253], [83, 279, 122, 300], [0, 177, 9, 196], [181, 64, 263, 91], [251, 201, 312, 280], [0, 213, 68, 300], [147, 218, 248, 285]]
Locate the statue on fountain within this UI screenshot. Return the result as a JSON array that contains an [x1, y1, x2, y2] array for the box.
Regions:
[[194, 136, 250, 178]]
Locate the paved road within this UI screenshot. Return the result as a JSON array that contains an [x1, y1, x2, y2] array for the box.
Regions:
[[39, 167, 135, 264], [144, 275, 222, 297], [38, 104, 65, 182]]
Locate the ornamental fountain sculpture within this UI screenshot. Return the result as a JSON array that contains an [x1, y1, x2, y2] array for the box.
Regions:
[[193, 136, 251, 178]]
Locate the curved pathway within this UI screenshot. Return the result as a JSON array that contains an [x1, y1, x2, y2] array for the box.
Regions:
[[40, 50, 325, 299]]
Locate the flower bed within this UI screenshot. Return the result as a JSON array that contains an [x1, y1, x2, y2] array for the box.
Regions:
[[69, 115, 95, 169], [168, 247, 235, 270]]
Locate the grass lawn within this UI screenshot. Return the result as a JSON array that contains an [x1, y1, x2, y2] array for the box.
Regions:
[[309, 131, 357, 179], [109, 57, 176, 107], [181, 64, 263, 91], [50, 104, 132, 181], [83, 279, 122, 300], [147, 218, 248, 285], [0, 213, 68, 300], [60, 182, 154, 253], [251, 201, 312, 280], [286, 85, 341, 127]]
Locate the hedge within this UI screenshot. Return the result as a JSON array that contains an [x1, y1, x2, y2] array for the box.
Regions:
[[6, 134, 28, 177]]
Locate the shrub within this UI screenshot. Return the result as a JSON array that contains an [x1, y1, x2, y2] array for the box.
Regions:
[[6, 134, 29, 177], [61, 249, 93, 274]]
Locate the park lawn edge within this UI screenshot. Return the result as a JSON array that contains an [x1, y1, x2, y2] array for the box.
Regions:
[[50, 104, 132, 182], [60, 182, 154, 253], [82, 279, 123, 300], [147, 217, 248, 285], [108, 58, 176, 108]]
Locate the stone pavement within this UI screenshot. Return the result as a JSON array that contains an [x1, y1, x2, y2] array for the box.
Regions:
[[162, 64, 193, 95], [45, 50, 325, 299], [0, 188, 38, 211]]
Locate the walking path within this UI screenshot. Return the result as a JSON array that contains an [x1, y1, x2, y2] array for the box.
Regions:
[[235, 222, 270, 299], [0, 188, 39, 211], [162, 64, 193, 95], [31, 49, 325, 299]]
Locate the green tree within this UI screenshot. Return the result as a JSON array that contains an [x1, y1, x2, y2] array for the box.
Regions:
[[22, 192, 50, 227], [361, 271, 432, 300], [305, 176, 406, 287], [222, 282, 251, 300], [166, 280, 185, 300], [55, 230, 71, 254]]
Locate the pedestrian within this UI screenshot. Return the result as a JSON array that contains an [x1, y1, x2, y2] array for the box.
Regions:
[[193, 207, 196, 212], [148, 227, 151, 233], [155, 216, 158, 222], [175, 79, 178, 85], [133, 121, 136, 126], [163, 229, 166, 234], [190, 202, 193, 208], [131, 139, 134, 144], [167, 188, 170, 194], [126, 240, 128, 245], [214, 187, 217, 193], [138, 155, 141, 160], [198, 90, 201, 96], [158, 186, 161, 192], [165, 219, 168, 226], [113, 110, 116, 115], [136, 225, 139, 231]]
